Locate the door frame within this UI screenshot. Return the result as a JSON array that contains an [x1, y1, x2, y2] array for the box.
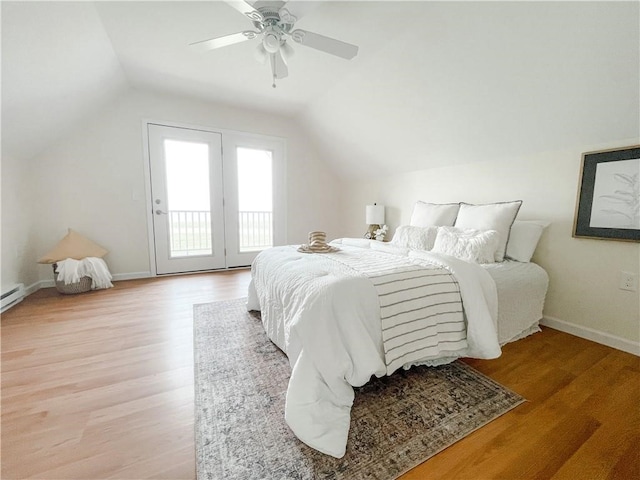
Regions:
[[141, 119, 288, 276]]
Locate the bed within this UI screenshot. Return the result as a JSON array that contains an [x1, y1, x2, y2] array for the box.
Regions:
[[247, 201, 549, 458]]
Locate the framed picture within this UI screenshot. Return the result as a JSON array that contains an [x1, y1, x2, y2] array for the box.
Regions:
[[573, 145, 640, 242]]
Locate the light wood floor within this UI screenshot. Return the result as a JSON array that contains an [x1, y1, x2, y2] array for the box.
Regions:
[[2, 271, 638, 479]]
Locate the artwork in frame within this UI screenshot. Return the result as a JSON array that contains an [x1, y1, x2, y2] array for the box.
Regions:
[[573, 145, 640, 242]]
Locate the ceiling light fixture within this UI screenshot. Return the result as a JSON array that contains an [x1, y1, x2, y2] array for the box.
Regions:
[[262, 29, 281, 54]]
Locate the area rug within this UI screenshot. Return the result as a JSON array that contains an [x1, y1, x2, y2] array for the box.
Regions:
[[194, 298, 525, 480]]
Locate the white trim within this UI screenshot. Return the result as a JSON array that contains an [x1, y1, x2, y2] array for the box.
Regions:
[[141, 118, 288, 143], [112, 272, 153, 281], [541, 315, 640, 356], [28, 272, 153, 291], [141, 120, 157, 277], [26, 281, 47, 295]]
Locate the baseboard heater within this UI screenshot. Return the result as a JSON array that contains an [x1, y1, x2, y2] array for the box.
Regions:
[[1, 283, 25, 313]]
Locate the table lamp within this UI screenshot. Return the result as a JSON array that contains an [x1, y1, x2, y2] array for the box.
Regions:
[[365, 203, 385, 239]]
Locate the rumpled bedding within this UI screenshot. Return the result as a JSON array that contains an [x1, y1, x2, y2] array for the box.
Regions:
[[247, 239, 500, 458], [55, 257, 114, 290]]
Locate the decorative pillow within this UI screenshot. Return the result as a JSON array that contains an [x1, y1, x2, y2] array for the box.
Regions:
[[432, 227, 499, 264], [391, 225, 438, 251], [409, 202, 460, 227], [506, 220, 550, 262], [454, 201, 522, 262], [38, 229, 109, 264]]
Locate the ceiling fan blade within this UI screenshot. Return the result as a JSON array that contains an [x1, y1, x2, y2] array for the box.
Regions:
[[290, 29, 358, 60], [224, 0, 263, 22], [190, 31, 258, 52], [270, 52, 288, 79]]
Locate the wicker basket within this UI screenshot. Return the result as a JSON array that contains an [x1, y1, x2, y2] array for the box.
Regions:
[[52, 263, 92, 294]]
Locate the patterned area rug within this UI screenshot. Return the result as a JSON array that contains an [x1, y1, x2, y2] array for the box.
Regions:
[[194, 298, 525, 480]]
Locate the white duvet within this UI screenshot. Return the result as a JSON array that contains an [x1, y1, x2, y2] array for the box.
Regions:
[[247, 239, 501, 458]]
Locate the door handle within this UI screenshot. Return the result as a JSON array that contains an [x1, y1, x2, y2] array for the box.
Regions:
[[155, 209, 168, 215]]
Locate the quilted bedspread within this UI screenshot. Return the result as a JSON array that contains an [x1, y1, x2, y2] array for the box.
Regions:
[[247, 239, 500, 458]]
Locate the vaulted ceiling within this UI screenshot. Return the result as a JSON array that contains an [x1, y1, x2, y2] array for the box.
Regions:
[[3, 1, 639, 178]]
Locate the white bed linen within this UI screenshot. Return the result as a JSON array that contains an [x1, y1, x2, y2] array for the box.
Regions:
[[247, 240, 501, 458], [482, 260, 549, 344]]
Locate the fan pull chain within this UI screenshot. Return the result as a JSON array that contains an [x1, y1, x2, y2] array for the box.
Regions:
[[272, 73, 276, 88]]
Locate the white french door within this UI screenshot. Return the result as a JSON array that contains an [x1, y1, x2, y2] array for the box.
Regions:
[[148, 124, 226, 274], [146, 123, 285, 275], [222, 131, 287, 267]]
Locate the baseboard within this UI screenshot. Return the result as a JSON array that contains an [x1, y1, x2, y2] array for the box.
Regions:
[[25, 281, 46, 296], [24, 272, 153, 295], [541, 316, 640, 356], [112, 272, 153, 282]]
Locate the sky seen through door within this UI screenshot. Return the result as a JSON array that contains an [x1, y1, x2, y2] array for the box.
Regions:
[[163, 140, 272, 213]]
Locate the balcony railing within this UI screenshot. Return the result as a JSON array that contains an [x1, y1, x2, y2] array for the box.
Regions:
[[238, 211, 273, 252], [168, 210, 212, 257], [167, 210, 272, 257]]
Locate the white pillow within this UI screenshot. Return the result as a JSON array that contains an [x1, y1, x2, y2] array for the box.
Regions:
[[454, 201, 522, 262], [409, 202, 460, 227], [432, 227, 499, 264], [391, 225, 438, 251], [506, 220, 550, 262]]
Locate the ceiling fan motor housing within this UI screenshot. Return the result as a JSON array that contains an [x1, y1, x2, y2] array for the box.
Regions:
[[254, 6, 295, 52], [252, 6, 295, 30]]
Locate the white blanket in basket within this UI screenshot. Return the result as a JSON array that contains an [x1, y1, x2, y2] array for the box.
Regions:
[[55, 257, 113, 289]]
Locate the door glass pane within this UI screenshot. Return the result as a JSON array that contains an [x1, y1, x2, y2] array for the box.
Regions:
[[164, 139, 212, 257], [237, 147, 273, 252]]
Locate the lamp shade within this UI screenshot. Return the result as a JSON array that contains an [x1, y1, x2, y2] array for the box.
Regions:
[[366, 204, 385, 225]]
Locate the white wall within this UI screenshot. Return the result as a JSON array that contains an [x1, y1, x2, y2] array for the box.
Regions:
[[1, 155, 40, 291], [16, 88, 342, 285], [1, 1, 128, 161], [340, 141, 640, 347], [300, 2, 639, 180]]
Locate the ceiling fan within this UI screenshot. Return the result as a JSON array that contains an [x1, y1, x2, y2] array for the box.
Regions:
[[190, 0, 359, 88]]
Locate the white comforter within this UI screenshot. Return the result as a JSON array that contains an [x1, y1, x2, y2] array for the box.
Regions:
[[247, 239, 501, 458]]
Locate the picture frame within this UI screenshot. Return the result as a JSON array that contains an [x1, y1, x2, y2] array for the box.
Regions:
[[573, 145, 640, 242]]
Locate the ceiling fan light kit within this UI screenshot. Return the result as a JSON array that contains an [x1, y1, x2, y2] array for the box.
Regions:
[[190, 0, 359, 88], [262, 29, 281, 53]]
